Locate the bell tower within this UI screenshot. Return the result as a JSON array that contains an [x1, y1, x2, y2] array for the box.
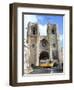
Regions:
[[47, 24, 61, 64], [27, 22, 39, 66]]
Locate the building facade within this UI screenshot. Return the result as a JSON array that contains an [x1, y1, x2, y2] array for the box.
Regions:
[[26, 22, 62, 67]]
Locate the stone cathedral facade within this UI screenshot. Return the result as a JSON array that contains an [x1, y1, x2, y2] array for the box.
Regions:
[[26, 22, 62, 67]]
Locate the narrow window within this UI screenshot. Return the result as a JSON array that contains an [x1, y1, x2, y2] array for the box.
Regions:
[[52, 50, 58, 59], [32, 44, 35, 48], [52, 29, 55, 34], [32, 26, 37, 35], [53, 43, 56, 47], [33, 29, 36, 35]]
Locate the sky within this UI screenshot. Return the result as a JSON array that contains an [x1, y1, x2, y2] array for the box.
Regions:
[[24, 14, 63, 48]]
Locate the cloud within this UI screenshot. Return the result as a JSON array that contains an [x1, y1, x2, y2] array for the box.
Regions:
[[60, 34, 63, 48], [24, 15, 37, 28], [38, 24, 47, 36], [37, 15, 48, 25]]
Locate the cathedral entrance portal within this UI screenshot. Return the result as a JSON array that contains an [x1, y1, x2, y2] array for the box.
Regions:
[[39, 51, 49, 66]]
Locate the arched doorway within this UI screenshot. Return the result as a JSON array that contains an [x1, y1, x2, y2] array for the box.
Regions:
[[39, 51, 49, 60], [39, 51, 49, 65]]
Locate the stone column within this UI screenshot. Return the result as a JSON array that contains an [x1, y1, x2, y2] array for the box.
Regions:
[[47, 24, 53, 62], [50, 43, 53, 61], [56, 25, 61, 64], [36, 24, 40, 66]]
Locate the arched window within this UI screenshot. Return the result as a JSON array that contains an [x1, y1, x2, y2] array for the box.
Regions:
[[52, 26, 56, 34], [32, 27, 36, 34], [53, 43, 56, 47], [31, 25, 37, 35], [52, 50, 58, 59], [32, 44, 35, 48], [52, 29, 55, 34]]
